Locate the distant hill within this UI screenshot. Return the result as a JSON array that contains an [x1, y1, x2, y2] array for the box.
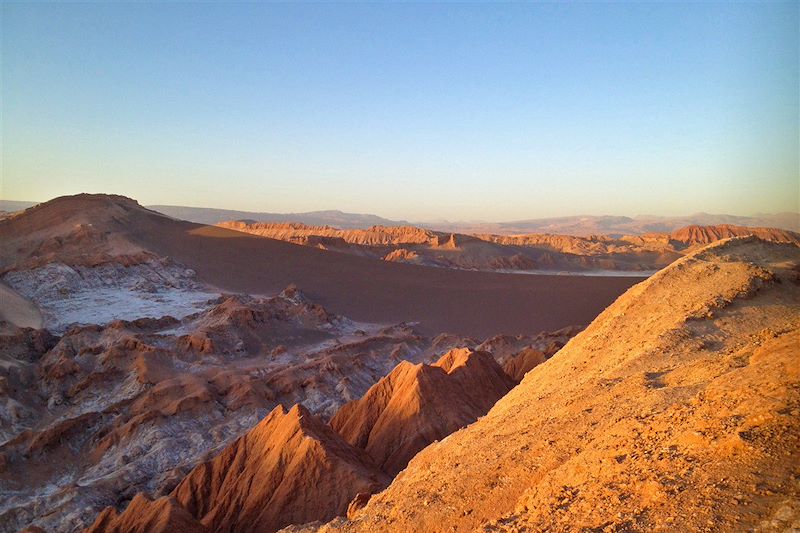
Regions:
[[218, 220, 799, 273], [148, 204, 409, 229], [429, 212, 800, 236], [138, 207, 800, 235], [4, 197, 797, 234]]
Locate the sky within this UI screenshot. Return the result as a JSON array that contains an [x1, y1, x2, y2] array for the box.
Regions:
[[2, 2, 798, 222]]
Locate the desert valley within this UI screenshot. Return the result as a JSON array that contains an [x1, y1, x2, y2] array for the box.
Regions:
[[2, 2, 798, 532], [0, 194, 797, 532]]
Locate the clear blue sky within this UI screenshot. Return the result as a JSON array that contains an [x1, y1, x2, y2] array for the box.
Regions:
[[2, 2, 797, 221]]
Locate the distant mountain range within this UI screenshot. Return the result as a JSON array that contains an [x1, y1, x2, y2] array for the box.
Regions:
[[148, 204, 410, 229], [429, 212, 800, 236], [2, 199, 797, 235]]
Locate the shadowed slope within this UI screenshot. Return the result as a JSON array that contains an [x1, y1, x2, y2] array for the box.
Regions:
[[131, 217, 637, 337]]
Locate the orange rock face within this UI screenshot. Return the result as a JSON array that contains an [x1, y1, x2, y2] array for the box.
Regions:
[[167, 404, 388, 533], [82, 347, 518, 533], [219, 219, 800, 274], [330, 348, 514, 476], [84, 405, 389, 533], [501, 347, 547, 381], [84, 494, 207, 533], [669, 224, 800, 247]]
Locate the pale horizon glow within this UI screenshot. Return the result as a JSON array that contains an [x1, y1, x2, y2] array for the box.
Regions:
[[2, 2, 798, 221]]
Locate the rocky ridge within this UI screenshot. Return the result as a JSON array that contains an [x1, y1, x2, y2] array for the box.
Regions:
[[330, 348, 514, 476], [218, 220, 799, 273]]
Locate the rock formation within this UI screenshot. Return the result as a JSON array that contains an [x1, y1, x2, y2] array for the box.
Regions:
[[219, 218, 799, 274], [668, 224, 800, 247], [105, 405, 389, 533], [81, 345, 522, 533], [0, 293, 429, 533], [83, 495, 206, 533], [330, 348, 514, 475], [316, 237, 800, 532]]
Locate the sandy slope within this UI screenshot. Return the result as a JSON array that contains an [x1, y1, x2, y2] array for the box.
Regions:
[[314, 237, 800, 532]]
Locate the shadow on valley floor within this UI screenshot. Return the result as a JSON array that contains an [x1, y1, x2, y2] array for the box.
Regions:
[[133, 221, 639, 337]]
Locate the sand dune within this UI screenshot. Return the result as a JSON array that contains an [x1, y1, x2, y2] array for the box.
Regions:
[[0, 194, 638, 337]]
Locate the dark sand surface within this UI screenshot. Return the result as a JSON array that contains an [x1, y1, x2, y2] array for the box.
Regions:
[[132, 221, 638, 337]]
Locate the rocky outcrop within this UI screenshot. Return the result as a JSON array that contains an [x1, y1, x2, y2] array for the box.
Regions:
[[669, 224, 800, 247], [84, 494, 206, 533], [167, 404, 388, 533], [501, 347, 547, 381], [216, 221, 441, 247], [220, 219, 799, 274], [330, 348, 514, 475], [382, 248, 420, 263]]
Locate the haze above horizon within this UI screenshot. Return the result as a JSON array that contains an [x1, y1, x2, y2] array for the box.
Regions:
[[2, 2, 798, 221]]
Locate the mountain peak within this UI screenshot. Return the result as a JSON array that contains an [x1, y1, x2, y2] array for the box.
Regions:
[[330, 347, 514, 476]]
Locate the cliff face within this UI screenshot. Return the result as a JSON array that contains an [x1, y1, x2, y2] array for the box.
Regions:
[[216, 221, 442, 247], [669, 224, 800, 247], [324, 238, 800, 532], [218, 219, 799, 274]]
